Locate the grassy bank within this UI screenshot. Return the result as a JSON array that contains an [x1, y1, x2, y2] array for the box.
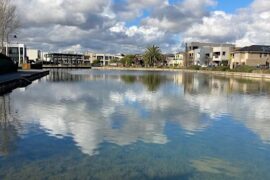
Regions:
[[92, 66, 270, 80], [94, 65, 269, 73], [186, 65, 264, 73]]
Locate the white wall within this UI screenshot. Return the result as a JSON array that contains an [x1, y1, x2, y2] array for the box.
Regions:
[[27, 49, 40, 61], [212, 46, 233, 62]]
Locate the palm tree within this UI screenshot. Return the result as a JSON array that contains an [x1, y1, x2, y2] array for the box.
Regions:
[[143, 45, 162, 67]]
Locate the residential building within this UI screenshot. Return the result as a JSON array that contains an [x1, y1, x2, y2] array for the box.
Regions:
[[45, 53, 84, 65], [212, 45, 235, 66], [168, 53, 184, 67], [2, 43, 27, 65], [230, 45, 270, 69], [193, 47, 212, 66], [27, 49, 41, 62], [165, 54, 175, 64], [84, 52, 124, 66], [84, 52, 97, 64], [187, 42, 235, 66], [97, 53, 118, 66]]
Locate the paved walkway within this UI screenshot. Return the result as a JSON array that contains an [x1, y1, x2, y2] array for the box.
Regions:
[[0, 70, 48, 84]]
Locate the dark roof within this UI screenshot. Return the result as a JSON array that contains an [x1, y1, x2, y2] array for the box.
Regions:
[[164, 54, 175, 57], [236, 45, 270, 53]]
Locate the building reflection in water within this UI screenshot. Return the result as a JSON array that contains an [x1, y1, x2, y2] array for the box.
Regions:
[[4, 69, 270, 156]]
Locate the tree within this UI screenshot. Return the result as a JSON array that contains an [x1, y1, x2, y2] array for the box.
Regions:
[[92, 59, 101, 66], [143, 45, 162, 67], [120, 55, 135, 67], [109, 58, 118, 64], [0, 0, 20, 52]]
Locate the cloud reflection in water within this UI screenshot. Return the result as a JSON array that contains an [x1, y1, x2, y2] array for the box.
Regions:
[[5, 69, 270, 156]]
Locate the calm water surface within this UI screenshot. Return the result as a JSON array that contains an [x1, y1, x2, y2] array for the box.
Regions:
[[1, 69, 270, 179]]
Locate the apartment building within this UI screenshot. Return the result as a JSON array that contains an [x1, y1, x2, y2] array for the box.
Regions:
[[45, 53, 84, 65]]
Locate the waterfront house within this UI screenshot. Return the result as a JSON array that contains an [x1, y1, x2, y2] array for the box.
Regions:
[[193, 47, 212, 66], [84, 52, 96, 65], [187, 42, 235, 66], [165, 54, 175, 65], [2, 43, 27, 66], [212, 45, 235, 66], [230, 45, 270, 69], [168, 53, 184, 67], [84, 52, 124, 66]]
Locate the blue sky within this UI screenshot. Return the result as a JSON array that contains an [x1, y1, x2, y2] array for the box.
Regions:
[[213, 0, 253, 12], [168, 0, 253, 12]]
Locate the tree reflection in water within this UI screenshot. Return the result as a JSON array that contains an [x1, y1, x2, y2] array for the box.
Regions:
[[0, 95, 20, 156], [121, 73, 165, 92]]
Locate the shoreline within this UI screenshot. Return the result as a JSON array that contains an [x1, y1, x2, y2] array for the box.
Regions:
[[92, 67, 270, 80]]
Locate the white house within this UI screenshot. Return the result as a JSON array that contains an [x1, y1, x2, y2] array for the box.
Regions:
[[212, 45, 235, 65], [3, 42, 27, 65], [84, 52, 124, 66], [168, 53, 184, 67]]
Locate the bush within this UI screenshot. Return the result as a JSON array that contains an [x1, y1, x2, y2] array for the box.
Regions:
[[187, 65, 201, 70], [0, 53, 18, 74], [211, 66, 230, 71], [92, 60, 101, 66]]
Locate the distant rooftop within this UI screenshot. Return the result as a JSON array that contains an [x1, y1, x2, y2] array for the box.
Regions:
[[236, 45, 270, 53]]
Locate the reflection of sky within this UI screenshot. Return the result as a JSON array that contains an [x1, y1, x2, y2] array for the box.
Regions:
[[6, 69, 270, 156]]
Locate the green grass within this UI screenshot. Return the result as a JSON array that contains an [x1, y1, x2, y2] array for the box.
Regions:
[[229, 66, 256, 73], [185, 65, 259, 73]]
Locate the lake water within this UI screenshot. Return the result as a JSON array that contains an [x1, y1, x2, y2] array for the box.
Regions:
[[1, 69, 270, 180]]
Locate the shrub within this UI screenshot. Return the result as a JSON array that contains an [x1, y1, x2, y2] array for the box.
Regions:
[[0, 53, 18, 74], [187, 65, 201, 70], [211, 66, 230, 71], [92, 60, 101, 66]]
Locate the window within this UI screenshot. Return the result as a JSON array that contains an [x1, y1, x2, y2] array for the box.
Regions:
[[260, 54, 263, 58], [20, 48, 24, 55], [223, 52, 226, 56], [9, 47, 18, 54]]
